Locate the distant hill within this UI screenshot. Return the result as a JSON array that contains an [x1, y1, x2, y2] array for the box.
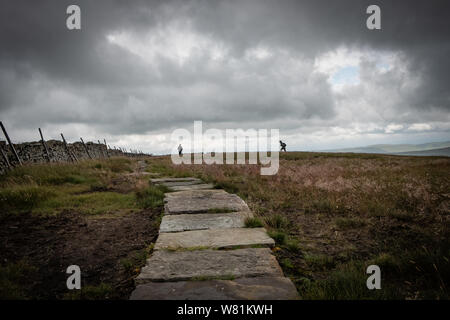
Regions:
[[323, 141, 450, 157], [395, 147, 450, 157]]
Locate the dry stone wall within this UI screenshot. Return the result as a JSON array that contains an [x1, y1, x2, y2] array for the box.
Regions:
[[0, 139, 144, 174]]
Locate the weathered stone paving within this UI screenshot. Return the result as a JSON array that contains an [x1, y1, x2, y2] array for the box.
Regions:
[[157, 180, 204, 187], [151, 177, 214, 191], [159, 212, 250, 233], [131, 177, 299, 300], [164, 189, 250, 214], [169, 183, 215, 191], [155, 228, 274, 250], [151, 177, 202, 184], [131, 277, 299, 300], [136, 248, 283, 283]]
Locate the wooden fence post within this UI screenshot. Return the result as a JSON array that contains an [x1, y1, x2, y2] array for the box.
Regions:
[[61, 133, 77, 162], [0, 121, 22, 166], [39, 128, 51, 162], [80, 137, 92, 159], [103, 139, 110, 158], [97, 140, 105, 158]]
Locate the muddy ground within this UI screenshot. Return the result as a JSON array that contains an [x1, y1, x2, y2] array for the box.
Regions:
[[0, 208, 160, 299]]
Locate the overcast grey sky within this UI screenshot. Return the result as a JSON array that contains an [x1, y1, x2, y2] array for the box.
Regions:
[[0, 0, 449, 153]]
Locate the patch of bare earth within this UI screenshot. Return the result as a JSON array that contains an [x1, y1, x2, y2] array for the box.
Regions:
[[0, 208, 159, 299]]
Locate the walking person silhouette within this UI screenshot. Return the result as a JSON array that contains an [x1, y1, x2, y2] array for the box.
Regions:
[[177, 144, 183, 156], [279, 140, 287, 152]]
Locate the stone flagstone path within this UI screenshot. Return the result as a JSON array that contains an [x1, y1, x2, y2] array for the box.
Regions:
[[130, 177, 299, 300]]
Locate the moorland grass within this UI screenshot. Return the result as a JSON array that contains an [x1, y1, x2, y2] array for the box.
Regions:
[[144, 152, 450, 299], [0, 158, 148, 216], [135, 184, 169, 209]]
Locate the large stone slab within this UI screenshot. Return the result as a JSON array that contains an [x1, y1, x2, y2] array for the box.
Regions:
[[159, 180, 203, 187], [159, 212, 252, 233], [169, 183, 215, 191], [155, 228, 274, 250], [164, 190, 249, 215], [130, 277, 299, 300], [136, 248, 283, 283], [126, 172, 158, 177], [151, 177, 201, 184]]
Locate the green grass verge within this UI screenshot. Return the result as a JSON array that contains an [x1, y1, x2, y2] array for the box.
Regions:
[[63, 283, 113, 300], [135, 184, 169, 209]]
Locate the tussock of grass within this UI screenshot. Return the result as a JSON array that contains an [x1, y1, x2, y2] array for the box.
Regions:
[[0, 186, 55, 212], [120, 248, 150, 274], [299, 261, 401, 300], [335, 217, 366, 229], [0, 261, 37, 300], [264, 214, 288, 229], [306, 199, 335, 214], [89, 158, 132, 173], [214, 181, 239, 194], [369, 253, 400, 273], [135, 185, 168, 209], [104, 158, 133, 173], [63, 283, 113, 300], [304, 253, 335, 271], [268, 230, 287, 245], [281, 258, 295, 269], [362, 200, 391, 217], [285, 239, 301, 252], [244, 217, 264, 228]]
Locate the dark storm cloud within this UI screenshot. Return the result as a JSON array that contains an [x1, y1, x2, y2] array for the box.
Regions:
[[0, 0, 449, 150], [0, 0, 162, 87], [187, 0, 450, 110]]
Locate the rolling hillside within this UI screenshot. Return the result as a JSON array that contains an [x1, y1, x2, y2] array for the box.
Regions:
[[324, 141, 450, 156]]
